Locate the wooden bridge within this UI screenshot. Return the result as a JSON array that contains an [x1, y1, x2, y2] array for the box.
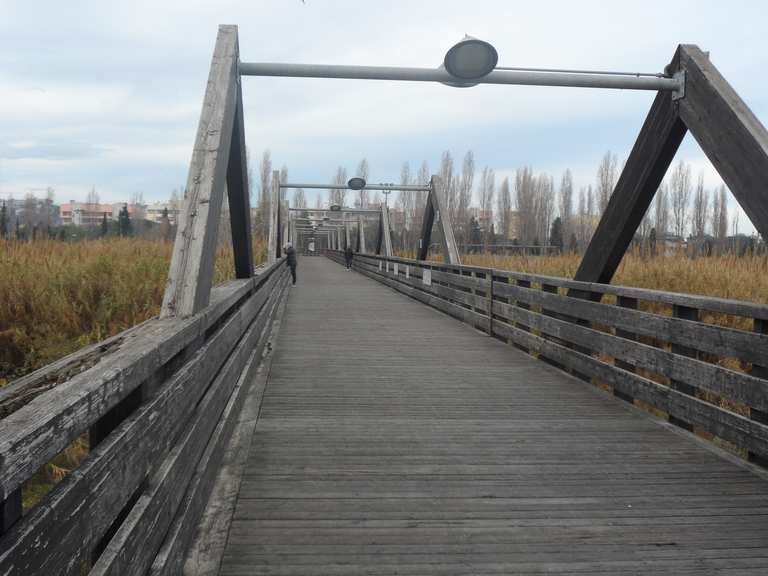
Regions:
[[3, 24, 768, 575]]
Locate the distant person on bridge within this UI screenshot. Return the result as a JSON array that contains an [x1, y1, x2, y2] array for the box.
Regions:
[[284, 243, 297, 285], [344, 245, 354, 270]]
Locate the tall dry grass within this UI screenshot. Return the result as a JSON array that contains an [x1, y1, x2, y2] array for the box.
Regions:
[[0, 237, 264, 386], [460, 251, 768, 305]]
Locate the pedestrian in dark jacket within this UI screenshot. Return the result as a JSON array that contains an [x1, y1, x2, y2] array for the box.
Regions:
[[284, 244, 297, 284], [344, 245, 353, 270]]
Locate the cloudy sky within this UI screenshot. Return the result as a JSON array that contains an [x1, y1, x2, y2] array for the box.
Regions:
[[1, 0, 766, 232]]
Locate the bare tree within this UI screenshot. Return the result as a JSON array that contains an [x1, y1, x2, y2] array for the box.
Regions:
[[479, 166, 495, 246], [669, 160, 692, 238], [396, 161, 413, 250], [86, 186, 100, 209], [654, 181, 669, 239], [558, 169, 573, 243], [515, 166, 536, 244], [691, 172, 709, 238], [457, 151, 475, 246], [330, 166, 347, 207], [596, 151, 618, 215], [577, 186, 587, 249], [439, 151, 455, 221], [279, 165, 288, 203], [258, 150, 272, 241], [716, 185, 729, 240], [355, 158, 370, 208], [535, 174, 555, 245], [496, 176, 512, 242], [292, 188, 307, 209]]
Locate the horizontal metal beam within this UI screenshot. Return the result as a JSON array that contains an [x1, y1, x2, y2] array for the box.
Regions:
[[289, 207, 381, 214], [281, 182, 431, 192], [240, 62, 681, 92]]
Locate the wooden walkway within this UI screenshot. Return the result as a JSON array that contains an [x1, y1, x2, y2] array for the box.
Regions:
[[219, 257, 768, 575]]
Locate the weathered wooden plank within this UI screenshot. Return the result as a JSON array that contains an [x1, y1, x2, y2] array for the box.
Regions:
[[226, 77, 254, 279], [0, 266, 287, 575], [183, 274, 291, 576], [161, 25, 240, 318], [0, 270, 273, 503], [150, 273, 290, 575], [223, 257, 768, 574], [491, 319, 768, 456], [678, 44, 768, 240], [381, 205, 393, 257], [91, 270, 289, 576], [416, 176, 460, 265], [491, 301, 768, 412], [492, 280, 768, 365], [494, 267, 768, 321]]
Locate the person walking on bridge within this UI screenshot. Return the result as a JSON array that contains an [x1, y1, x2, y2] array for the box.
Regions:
[[284, 243, 297, 285], [344, 244, 354, 270]]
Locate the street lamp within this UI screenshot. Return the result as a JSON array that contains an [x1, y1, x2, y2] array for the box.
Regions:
[[347, 177, 366, 190], [443, 36, 498, 81], [240, 36, 683, 96]]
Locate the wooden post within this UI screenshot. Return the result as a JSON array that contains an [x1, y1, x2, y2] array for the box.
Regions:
[[677, 45, 768, 241], [417, 175, 461, 264], [161, 25, 240, 318], [0, 488, 21, 535], [749, 318, 768, 464], [574, 66, 687, 284], [225, 78, 254, 279], [487, 269, 494, 336], [268, 171, 280, 264], [358, 215, 366, 254], [668, 304, 698, 431], [613, 296, 638, 403], [575, 44, 768, 286], [381, 204, 393, 257]]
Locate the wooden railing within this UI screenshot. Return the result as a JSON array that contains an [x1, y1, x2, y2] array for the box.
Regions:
[[0, 258, 290, 575], [329, 250, 768, 464]]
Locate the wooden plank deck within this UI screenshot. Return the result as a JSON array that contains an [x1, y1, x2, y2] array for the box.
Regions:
[[219, 257, 768, 575]]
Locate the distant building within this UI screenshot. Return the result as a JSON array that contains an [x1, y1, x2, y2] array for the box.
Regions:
[[59, 202, 146, 226], [145, 202, 179, 225]]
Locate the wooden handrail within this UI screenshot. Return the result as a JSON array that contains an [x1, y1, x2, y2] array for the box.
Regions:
[[332, 250, 768, 466]]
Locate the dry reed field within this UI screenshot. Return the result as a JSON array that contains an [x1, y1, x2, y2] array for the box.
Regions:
[[461, 251, 768, 305], [0, 238, 267, 387]]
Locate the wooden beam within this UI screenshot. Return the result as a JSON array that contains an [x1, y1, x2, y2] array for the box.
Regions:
[[268, 171, 280, 263], [677, 44, 768, 240], [358, 215, 366, 254], [381, 205, 393, 257], [574, 58, 687, 285], [417, 189, 436, 261], [225, 80, 253, 279], [418, 176, 461, 264], [375, 211, 382, 255], [161, 25, 240, 317], [376, 204, 392, 258]]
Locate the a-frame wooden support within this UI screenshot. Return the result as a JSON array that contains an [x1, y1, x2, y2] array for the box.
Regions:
[[357, 215, 366, 254], [161, 25, 254, 318], [417, 175, 461, 264], [576, 45, 768, 285], [375, 204, 394, 257]]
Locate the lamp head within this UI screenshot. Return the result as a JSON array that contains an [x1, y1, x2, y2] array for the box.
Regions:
[[443, 36, 498, 81]]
